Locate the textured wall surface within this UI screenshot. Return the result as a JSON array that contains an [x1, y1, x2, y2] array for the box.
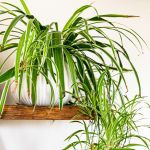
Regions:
[[0, 0, 150, 149]]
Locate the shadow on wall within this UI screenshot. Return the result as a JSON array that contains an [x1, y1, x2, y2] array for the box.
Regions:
[[0, 136, 6, 150]]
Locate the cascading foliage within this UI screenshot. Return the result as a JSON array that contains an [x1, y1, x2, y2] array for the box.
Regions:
[[0, 0, 149, 149]]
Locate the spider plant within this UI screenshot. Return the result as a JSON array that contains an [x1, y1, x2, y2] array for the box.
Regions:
[[0, 0, 145, 112], [64, 71, 150, 150], [0, 0, 149, 149]]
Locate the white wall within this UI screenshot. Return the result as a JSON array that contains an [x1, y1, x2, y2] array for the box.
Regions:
[[0, 0, 150, 149]]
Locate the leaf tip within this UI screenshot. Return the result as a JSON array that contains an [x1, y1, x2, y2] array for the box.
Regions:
[[128, 15, 140, 18]]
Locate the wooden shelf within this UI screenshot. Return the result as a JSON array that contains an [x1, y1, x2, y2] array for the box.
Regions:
[[0, 105, 90, 120]]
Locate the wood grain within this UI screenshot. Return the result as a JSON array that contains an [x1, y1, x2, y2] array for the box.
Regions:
[[0, 105, 90, 120]]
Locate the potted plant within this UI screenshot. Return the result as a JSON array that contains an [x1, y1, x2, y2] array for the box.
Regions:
[[0, 0, 149, 149], [0, 0, 142, 108]]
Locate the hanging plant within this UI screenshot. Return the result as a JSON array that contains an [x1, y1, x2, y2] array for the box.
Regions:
[[0, 0, 149, 149]]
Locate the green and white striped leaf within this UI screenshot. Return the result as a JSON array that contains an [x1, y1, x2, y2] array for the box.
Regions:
[[15, 32, 25, 83], [2, 15, 24, 45], [0, 80, 10, 116]]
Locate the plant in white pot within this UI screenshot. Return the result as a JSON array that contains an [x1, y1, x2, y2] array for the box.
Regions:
[[0, 22, 73, 107], [0, 0, 145, 110]]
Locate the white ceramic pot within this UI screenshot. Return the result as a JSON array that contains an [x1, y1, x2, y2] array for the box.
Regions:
[[10, 64, 72, 106]]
